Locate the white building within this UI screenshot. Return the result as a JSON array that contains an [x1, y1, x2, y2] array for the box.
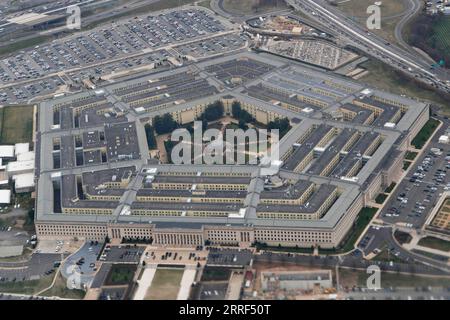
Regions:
[[13, 173, 35, 193], [0, 145, 15, 159], [6, 159, 34, 176], [0, 189, 11, 204], [14, 143, 29, 156], [16, 151, 34, 162]]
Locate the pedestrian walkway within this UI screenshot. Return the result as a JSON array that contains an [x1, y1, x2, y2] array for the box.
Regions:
[[133, 264, 157, 300], [177, 266, 197, 300]]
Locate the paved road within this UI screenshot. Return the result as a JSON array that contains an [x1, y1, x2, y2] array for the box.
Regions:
[[210, 0, 243, 20], [355, 111, 450, 273], [254, 250, 448, 276], [0, 253, 63, 282], [61, 241, 102, 289], [287, 0, 450, 93], [380, 119, 450, 230], [394, 0, 435, 64], [344, 287, 450, 300]]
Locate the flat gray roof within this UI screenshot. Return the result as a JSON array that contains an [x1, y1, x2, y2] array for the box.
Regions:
[[34, 50, 429, 232]]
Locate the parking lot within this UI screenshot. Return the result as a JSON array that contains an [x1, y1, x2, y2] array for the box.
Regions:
[[0, 7, 242, 104], [207, 248, 253, 267], [0, 76, 64, 104], [66, 49, 171, 83], [174, 33, 247, 59], [100, 245, 144, 264], [198, 282, 228, 300], [143, 247, 207, 265], [0, 8, 228, 84], [357, 226, 414, 263], [381, 141, 450, 229], [61, 241, 102, 289], [0, 253, 62, 282]]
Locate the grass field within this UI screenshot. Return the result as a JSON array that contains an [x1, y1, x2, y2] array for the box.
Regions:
[[412, 249, 449, 262], [375, 193, 388, 204], [145, 268, 184, 300], [411, 118, 440, 149], [222, 0, 286, 15], [0, 36, 52, 57], [384, 182, 396, 194], [403, 161, 412, 170], [198, 0, 211, 9], [0, 275, 54, 295], [405, 151, 418, 161], [394, 230, 412, 245], [360, 59, 450, 109], [0, 105, 34, 144], [405, 13, 450, 71], [40, 272, 85, 299], [105, 264, 136, 286], [418, 236, 450, 253], [337, 0, 406, 18], [337, 0, 407, 45]]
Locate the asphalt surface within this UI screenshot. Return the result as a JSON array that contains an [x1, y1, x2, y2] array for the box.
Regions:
[[0, 6, 233, 104], [207, 248, 253, 266], [344, 287, 450, 300], [101, 245, 144, 264], [254, 249, 446, 276], [394, 0, 430, 61], [380, 119, 450, 229], [61, 241, 103, 289], [0, 253, 63, 282]]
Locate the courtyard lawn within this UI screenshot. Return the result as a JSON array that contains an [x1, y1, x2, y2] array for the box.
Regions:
[[411, 118, 440, 149], [145, 268, 184, 300], [417, 237, 450, 252], [375, 193, 388, 204], [405, 151, 418, 161]]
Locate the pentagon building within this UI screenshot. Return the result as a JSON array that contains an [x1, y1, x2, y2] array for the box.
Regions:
[[34, 52, 429, 249]]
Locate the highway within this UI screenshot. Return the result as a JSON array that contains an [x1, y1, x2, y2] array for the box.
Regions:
[[394, 0, 425, 55], [286, 0, 450, 94], [0, 0, 98, 29]]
